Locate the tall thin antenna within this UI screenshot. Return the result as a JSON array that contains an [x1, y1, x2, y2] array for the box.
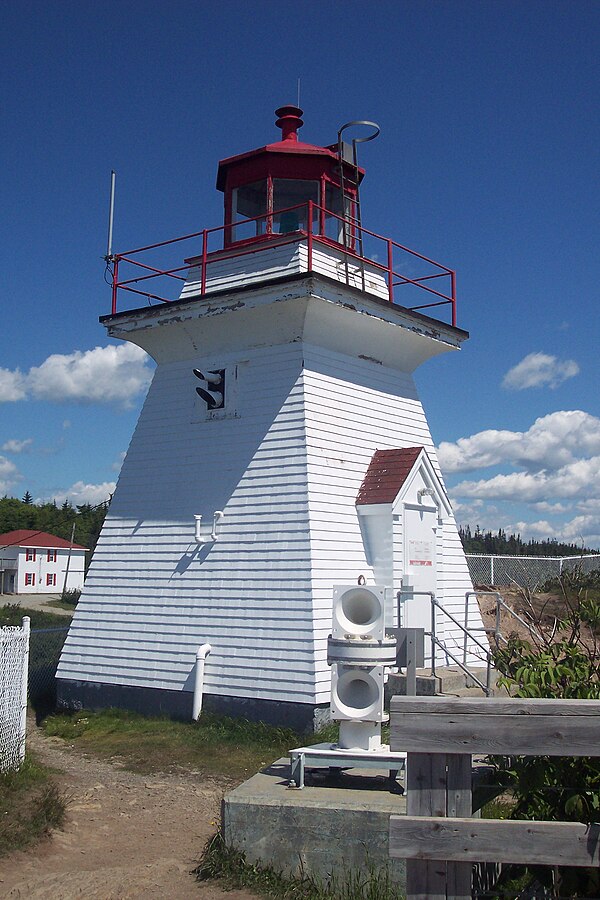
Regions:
[[297, 77, 301, 108], [105, 170, 116, 261]]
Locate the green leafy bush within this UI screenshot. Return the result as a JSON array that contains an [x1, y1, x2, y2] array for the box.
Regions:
[[491, 585, 600, 897], [60, 588, 81, 607]]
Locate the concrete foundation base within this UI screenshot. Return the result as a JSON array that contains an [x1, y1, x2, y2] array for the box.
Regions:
[[222, 757, 407, 888], [385, 671, 440, 700]]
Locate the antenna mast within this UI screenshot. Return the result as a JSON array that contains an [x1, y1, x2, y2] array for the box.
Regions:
[[105, 170, 116, 261]]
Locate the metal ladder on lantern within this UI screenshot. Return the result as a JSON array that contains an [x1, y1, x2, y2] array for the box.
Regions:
[[336, 121, 380, 292]]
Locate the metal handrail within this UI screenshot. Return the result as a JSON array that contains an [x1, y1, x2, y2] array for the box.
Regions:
[[108, 201, 457, 324], [398, 588, 494, 696]]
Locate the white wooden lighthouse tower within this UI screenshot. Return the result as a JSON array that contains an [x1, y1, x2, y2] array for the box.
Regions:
[[57, 107, 484, 729]]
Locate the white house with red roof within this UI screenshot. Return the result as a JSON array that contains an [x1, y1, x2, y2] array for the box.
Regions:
[[0, 530, 87, 595]]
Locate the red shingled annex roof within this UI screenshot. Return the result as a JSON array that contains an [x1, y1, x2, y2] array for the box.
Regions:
[[0, 530, 88, 551], [356, 448, 424, 505]]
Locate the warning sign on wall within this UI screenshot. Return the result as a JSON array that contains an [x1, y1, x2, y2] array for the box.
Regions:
[[409, 540, 433, 566]]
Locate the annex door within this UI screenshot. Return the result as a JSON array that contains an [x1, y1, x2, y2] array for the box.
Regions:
[[402, 502, 438, 632]]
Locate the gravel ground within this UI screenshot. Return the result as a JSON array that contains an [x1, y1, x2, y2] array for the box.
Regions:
[[0, 720, 257, 900]]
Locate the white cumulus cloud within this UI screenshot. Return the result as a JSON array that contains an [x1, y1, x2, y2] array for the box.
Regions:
[[27, 345, 153, 408], [1, 438, 33, 454], [0, 345, 154, 409], [452, 456, 600, 504], [502, 352, 579, 390], [0, 368, 27, 402], [39, 480, 116, 508], [0, 456, 22, 493], [438, 410, 600, 474]]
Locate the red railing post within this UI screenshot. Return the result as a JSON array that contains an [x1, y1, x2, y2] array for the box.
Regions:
[[387, 239, 394, 304], [201, 229, 208, 296], [307, 201, 313, 272], [451, 270, 456, 327], [111, 257, 119, 315]]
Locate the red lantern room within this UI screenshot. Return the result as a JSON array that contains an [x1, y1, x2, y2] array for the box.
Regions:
[[216, 105, 363, 249], [108, 106, 457, 328]]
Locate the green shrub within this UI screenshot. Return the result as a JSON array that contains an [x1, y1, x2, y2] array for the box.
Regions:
[[0, 755, 66, 856], [491, 586, 600, 897], [60, 588, 81, 606]]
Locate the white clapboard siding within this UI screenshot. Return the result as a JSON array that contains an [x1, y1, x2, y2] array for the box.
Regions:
[[179, 238, 389, 303], [302, 343, 482, 699], [58, 340, 322, 704], [59, 274, 479, 714]]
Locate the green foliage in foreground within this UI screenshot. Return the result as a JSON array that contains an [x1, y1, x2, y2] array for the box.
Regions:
[[0, 755, 66, 857], [196, 831, 404, 900], [43, 707, 317, 780], [491, 585, 600, 898]]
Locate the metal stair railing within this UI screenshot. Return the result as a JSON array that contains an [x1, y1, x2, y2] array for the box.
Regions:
[[398, 588, 495, 697], [431, 594, 498, 696], [430, 590, 547, 698]]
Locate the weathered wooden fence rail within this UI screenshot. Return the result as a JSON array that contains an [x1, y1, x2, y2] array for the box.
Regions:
[[388, 696, 600, 900]]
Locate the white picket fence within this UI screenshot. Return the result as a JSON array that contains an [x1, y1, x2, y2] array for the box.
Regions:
[[0, 617, 30, 772]]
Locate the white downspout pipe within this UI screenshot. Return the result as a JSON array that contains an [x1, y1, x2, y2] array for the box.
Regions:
[[192, 643, 212, 720]]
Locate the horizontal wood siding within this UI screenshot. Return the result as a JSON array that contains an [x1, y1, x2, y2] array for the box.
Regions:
[[390, 695, 600, 755], [390, 816, 600, 867], [58, 340, 318, 703], [308, 245, 389, 300], [179, 240, 388, 303], [302, 344, 483, 699], [60, 284, 479, 712]]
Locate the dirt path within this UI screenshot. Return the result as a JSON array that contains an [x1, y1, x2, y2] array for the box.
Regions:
[[0, 723, 256, 900]]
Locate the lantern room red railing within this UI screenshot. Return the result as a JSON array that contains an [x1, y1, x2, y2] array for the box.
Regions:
[[108, 202, 457, 328]]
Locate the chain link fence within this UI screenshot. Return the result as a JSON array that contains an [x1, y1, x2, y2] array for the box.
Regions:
[[0, 617, 29, 772], [466, 553, 600, 590], [29, 625, 69, 714]]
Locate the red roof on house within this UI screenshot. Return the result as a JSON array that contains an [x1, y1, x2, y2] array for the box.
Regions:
[[356, 448, 424, 505], [0, 530, 88, 551]]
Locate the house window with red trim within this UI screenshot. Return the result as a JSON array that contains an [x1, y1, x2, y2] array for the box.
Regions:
[[47, 549, 57, 562], [26, 549, 36, 562], [46, 573, 56, 587], [25, 572, 36, 586]]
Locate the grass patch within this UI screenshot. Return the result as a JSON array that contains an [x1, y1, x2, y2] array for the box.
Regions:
[[480, 796, 515, 820], [45, 599, 75, 614], [195, 831, 405, 900], [0, 602, 71, 628], [0, 755, 66, 857], [43, 708, 323, 780]]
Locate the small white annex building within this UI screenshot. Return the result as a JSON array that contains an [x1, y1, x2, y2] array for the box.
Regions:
[[0, 530, 87, 595], [57, 106, 485, 729]]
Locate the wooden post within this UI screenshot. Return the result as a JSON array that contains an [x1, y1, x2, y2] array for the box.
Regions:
[[446, 754, 472, 900], [389, 696, 600, 898], [406, 753, 447, 900]]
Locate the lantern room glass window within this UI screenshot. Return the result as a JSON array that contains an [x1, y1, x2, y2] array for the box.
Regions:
[[232, 180, 268, 241], [272, 179, 318, 234]]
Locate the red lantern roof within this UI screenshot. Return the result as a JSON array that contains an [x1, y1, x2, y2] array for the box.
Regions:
[[216, 105, 364, 192]]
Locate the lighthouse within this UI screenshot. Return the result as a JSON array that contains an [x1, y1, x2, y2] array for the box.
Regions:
[[57, 107, 484, 730]]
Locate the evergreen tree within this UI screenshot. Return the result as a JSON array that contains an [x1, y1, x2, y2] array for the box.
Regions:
[[459, 525, 599, 556]]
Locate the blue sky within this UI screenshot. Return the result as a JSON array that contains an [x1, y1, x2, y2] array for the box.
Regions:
[[1, 0, 598, 547]]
